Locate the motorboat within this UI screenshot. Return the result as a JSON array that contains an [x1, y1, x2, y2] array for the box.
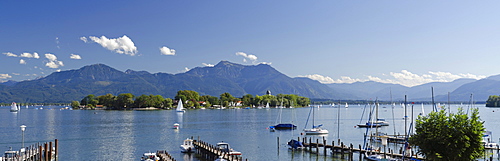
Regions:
[[141, 152, 159, 161], [216, 142, 241, 155], [270, 123, 297, 130], [10, 102, 19, 113], [173, 123, 180, 129], [180, 138, 195, 153]]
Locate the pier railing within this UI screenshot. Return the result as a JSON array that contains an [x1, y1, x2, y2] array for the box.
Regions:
[[192, 138, 247, 161]]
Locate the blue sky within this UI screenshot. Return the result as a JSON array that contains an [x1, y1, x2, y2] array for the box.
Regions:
[[1, 1, 499, 87]]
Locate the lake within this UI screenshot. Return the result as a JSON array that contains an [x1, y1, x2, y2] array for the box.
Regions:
[[1, 104, 499, 160]]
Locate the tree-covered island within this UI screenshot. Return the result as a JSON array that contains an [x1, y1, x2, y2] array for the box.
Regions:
[[72, 90, 310, 110]]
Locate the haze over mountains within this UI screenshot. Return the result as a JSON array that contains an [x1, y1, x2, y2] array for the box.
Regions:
[[0, 61, 496, 103]]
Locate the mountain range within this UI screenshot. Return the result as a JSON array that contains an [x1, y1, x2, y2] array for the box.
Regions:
[[0, 61, 497, 103]]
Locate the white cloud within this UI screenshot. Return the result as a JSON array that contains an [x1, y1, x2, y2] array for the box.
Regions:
[[160, 46, 176, 55], [307, 70, 487, 87], [19, 59, 26, 64], [235, 52, 258, 63], [202, 63, 214, 67], [33, 52, 40, 59], [19, 52, 40, 59], [298, 74, 335, 84], [44, 53, 64, 68], [184, 67, 190, 72], [56, 69, 61, 72], [84, 35, 138, 56], [70, 54, 82, 59], [0, 74, 12, 80], [2, 52, 17, 57], [80, 37, 88, 43], [12, 73, 20, 76], [45, 61, 64, 68], [258, 62, 272, 65], [45, 53, 58, 61]]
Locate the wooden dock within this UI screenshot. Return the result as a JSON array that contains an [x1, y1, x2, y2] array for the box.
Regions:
[[156, 150, 176, 161], [1, 139, 58, 161], [290, 136, 425, 161], [192, 138, 247, 161]]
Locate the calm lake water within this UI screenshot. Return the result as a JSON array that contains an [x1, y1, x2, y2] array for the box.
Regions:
[[1, 104, 499, 161]]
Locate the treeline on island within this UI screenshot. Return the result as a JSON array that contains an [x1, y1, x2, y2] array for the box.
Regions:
[[71, 90, 310, 110], [485, 95, 500, 107]]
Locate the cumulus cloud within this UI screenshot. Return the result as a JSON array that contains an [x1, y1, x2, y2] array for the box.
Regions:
[[299, 70, 486, 87], [184, 67, 190, 72], [202, 63, 214, 67], [2, 52, 17, 57], [82, 35, 138, 56], [19, 52, 40, 59], [19, 59, 26, 64], [235, 52, 258, 63], [44, 53, 64, 68], [160, 46, 176, 55], [70, 54, 82, 59], [0, 74, 12, 80]]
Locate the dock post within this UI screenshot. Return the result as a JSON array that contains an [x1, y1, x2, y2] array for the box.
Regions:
[[323, 137, 327, 156], [55, 139, 58, 160], [49, 141, 53, 161], [309, 137, 312, 151], [349, 144, 353, 161], [277, 137, 279, 155], [44, 143, 49, 161], [340, 142, 344, 158], [332, 141, 335, 156], [316, 138, 319, 155], [359, 144, 362, 161]]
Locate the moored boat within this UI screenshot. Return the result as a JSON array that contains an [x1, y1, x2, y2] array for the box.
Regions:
[[10, 102, 19, 113], [140, 152, 159, 161], [216, 142, 241, 155], [180, 138, 195, 153]]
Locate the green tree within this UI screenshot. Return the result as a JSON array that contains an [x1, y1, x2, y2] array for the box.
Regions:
[[486, 95, 499, 107], [97, 93, 115, 108], [409, 108, 484, 161], [80, 94, 98, 108], [241, 94, 254, 107], [71, 101, 80, 109], [115, 93, 134, 109], [163, 98, 173, 109]]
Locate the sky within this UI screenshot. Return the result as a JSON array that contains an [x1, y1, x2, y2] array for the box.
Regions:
[[1, 1, 499, 87]]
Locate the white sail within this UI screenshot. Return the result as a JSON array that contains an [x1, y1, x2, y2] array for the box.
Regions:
[[176, 98, 185, 112], [265, 102, 270, 109], [345, 102, 349, 108]]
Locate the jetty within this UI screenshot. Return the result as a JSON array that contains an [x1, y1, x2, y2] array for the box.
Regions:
[[1, 139, 58, 161], [156, 150, 176, 161], [192, 137, 247, 161], [286, 136, 425, 161]]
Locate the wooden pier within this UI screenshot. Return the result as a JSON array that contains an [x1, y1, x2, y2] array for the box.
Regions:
[[288, 136, 425, 161], [1, 139, 58, 161], [192, 138, 247, 161], [156, 150, 176, 161]]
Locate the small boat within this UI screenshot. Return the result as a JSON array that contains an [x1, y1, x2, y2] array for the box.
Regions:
[[215, 155, 228, 161], [269, 123, 297, 130], [482, 131, 499, 148], [303, 106, 328, 135], [141, 152, 159, 161], [345, 102, 349, 108], [287, 139, 305, 149], [180, 138, 195, 153], [10, 102, 19, 113], [176, 98, 185, 112], [216, 142, 241, 155], [173, 123, 180, 129]]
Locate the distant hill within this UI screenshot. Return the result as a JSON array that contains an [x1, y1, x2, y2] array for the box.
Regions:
[[0, 61, 496, 103], [0, 61, 336, 103], [327, 78, 477, 102]]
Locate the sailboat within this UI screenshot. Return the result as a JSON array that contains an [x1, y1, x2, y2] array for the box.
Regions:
[[357, 102, 389, 128], [345, 102, 349, 108], [269, 102, 297, 130], [265, 102, 270, 109], [10, 102, 19, 113], [176, 98, 185, 112], [303, 105, 328, 134]]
